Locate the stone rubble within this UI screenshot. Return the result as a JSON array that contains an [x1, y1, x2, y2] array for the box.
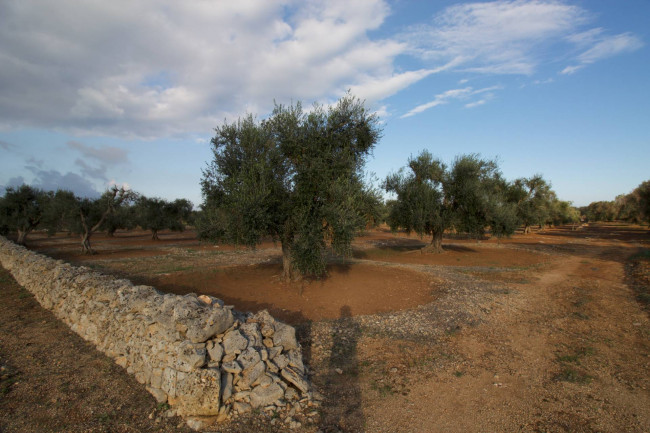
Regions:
[[0, 236, 319, 430]]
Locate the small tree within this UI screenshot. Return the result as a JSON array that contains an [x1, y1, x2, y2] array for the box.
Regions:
[[136, 196, 193, 240], [200, 94, 381, 279], [0, 185, 51, 245]]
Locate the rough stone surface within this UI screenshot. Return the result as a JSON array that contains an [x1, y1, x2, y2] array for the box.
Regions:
[[0, 235, 315, 429], [250, 383, 285, 408]]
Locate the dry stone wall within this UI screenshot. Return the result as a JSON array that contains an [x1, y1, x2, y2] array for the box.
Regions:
[[0, 236, 316, 429]]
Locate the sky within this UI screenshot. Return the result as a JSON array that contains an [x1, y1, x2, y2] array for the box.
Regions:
[[1, 0, 648, 208]]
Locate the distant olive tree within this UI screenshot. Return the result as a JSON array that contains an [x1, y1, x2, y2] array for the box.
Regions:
[[200, 94, 381, 279], [385, 151, 517, 252], [46, 187, 136, 254], [0, 184, 51, 245], [136, 196, 193, 240], [509, 175, 554, 233]]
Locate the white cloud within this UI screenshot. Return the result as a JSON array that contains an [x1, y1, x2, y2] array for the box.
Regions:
[[560, 65, 584, 75], [404, 0, 587, 75], [0, 1, 642, 137], [561, 32, 642, 75], [465, 100, 486, 108], [577, 32, 643, 64], [0, 0, 416, 138], [401, 85, 501, 118]]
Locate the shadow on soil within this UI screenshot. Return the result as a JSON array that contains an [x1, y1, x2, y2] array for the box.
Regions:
[[308, 305, 364, 433]]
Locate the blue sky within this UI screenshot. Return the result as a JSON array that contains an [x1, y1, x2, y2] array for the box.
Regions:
[[1, 0, 648, 207]]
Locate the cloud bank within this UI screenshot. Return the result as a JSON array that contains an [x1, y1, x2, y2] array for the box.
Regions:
[[0, 1, 642, 134]]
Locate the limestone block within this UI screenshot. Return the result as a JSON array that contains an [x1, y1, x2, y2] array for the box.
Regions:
[[221, 372, 233, 402], [281, 366, 309, 394], [250, 383, 284, 408], [237, 347, 261, 371], [206, 340, 224, 363], [272, 323, 298, 351], [174, 341, 207, 372], [238, 361, 266, 390], [222, 329, 248, 354]]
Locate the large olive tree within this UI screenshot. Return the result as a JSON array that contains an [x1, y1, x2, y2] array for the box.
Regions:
[[200, 94, 381, 279]]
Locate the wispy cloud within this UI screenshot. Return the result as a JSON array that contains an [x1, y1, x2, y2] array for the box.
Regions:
[[401, 85, 502, 118], [404, 1, 642, 78], [561, 32, 643, 74], [465, 99, 487, 109], [403, 1, 587, 75]]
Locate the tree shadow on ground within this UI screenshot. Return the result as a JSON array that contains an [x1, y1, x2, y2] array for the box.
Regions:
[[313, 305, 364, 433]]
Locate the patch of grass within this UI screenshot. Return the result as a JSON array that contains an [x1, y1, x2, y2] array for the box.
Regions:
[[371, 380, 394, 397], [556, 346, 595, 365], [454, 371, 464, 377], [554, 367, 593, 384], [554, 346, 595, 384], [154, 265, 194, 274], [156, 402, 171, 412], [572, 312, 590, 320], [97, 412, 112, 424]]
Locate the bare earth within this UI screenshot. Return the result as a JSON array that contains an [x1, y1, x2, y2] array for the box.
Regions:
[[1, 223, 649, 432]]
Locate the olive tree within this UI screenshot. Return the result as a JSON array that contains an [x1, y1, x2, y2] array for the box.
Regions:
[[200, 94, 381, 279], [0, 185, 51, 245], [136, 196, 193, 240], [385, 151, 517, 252], [47, 187, 135, 254], [510, 175, 554, 233]]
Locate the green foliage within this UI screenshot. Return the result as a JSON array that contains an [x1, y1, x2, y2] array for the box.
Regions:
[[102, 201, 138, 236], [583, 200, 618, 222], [636, 180, 650, 224], [549, 199, 581, 226], [385, 151, 518, 250], [136, 196, 193, 239], [581, 180, 650, 224], [510, 175, 555, 232], [44, 187, 136, 253], [200, 93, 381, 278], [0, 184, 51, 244]]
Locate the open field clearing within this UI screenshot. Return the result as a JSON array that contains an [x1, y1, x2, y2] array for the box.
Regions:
[[1, 223, 649, 432]]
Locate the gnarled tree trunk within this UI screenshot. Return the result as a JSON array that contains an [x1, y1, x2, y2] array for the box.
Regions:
[[81, 232, 94, 254], [151, 229, 159, 240], [422, 230, 443, 253]]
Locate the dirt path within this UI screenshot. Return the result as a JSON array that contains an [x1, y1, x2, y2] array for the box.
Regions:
[[362, 241, 650, 432]]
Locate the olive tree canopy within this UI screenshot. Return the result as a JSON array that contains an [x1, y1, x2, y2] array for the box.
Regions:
[[199, 94, 381, 279]]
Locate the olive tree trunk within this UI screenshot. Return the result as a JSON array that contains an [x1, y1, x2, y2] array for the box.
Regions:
[[422, 230, 443, 253]]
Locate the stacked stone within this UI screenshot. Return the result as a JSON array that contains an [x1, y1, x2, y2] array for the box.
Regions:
[[0, 236, 316, 430]]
